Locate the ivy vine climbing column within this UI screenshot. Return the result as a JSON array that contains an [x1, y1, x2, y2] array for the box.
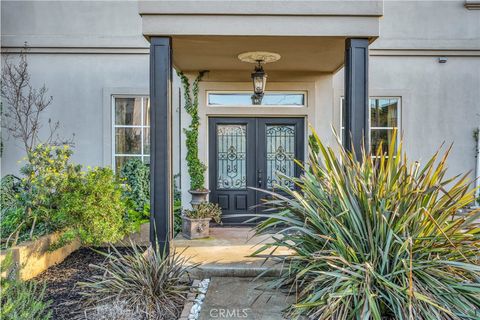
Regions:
[[177, 71, 207, 191]]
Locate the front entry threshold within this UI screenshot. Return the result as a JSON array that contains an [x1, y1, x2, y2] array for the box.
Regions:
[[172, 227, 291, 277]]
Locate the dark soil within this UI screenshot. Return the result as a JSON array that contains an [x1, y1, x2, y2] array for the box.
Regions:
[[33, 247, 132, 320]]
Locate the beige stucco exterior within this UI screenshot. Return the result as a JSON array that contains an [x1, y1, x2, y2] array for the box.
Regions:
[[1, 0, 479, 207]]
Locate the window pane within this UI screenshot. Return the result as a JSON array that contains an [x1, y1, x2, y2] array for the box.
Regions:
[[371, 129, 396, 154], [144, 98, 150, 126], [217, 124, 247, 189], [115, 97, 142, 126], [266, 125, 296, 190], [115, 156, 140, 172], [208, 93, 305, 106], [143, 128, 150, 155], [115, 128, 141, 154], [143, 156, 150, 166], [370, 98, 398, 127]]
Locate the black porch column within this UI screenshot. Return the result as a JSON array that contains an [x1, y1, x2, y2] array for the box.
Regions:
[[150, 37, 173, 254], [344, 38, 369, 159]]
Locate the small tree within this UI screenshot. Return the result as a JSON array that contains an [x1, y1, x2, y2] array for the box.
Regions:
[[1, 43, 73, 157]]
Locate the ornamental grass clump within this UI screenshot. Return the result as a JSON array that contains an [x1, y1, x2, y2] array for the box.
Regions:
[[79, 243, 195, 320], [253, 129, 480, 319]]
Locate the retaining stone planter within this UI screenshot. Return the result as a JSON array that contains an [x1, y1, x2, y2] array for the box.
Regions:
[[0, 222, 150, 280], [0, 232, 81, 281]]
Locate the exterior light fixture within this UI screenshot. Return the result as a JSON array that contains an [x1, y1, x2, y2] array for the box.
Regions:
[[251, 61, 267, 104], [238, 51, 281, 105]]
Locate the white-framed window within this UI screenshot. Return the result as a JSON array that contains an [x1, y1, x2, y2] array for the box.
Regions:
[[207, 91, 306, 107], [112, 95, 150, 172], [341, 97, 401, 153]]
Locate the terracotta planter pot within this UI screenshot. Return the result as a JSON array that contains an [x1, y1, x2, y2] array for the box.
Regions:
[[189, 189, 210, 207], [182, 217, 211, 239]]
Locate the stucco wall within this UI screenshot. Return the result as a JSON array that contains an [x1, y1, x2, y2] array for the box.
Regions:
[[334, 55, 480, 180], [333, 0, 480, 180], [1, 1, 181, 177], [1, 0, 479, 197]]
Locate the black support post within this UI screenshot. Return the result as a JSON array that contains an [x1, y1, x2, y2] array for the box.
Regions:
[[344, 38, 369, 159], [150, 37, 172, 254]]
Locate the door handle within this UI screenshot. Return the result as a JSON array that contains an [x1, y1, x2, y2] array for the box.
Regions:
[[257, 170, 263, 187]]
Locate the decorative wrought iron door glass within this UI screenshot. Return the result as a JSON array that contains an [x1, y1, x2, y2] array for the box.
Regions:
[[216, 124, 247, 189], [266, 125, 296, 189]]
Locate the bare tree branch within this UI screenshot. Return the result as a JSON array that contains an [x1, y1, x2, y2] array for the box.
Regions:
[[1, 43, 74, 156]]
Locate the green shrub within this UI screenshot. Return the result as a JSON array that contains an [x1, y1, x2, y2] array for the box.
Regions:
[[1, 145, 81, 247], [173, 199, 182, 236], [1, 175, 24, 245], [253, 129, 480, 319], [47, 229, 77, 252], [120, 158, 150, 213], [79, 243, 195, 319], [0, 253, 52, 320], [2, 145, 141, 249], [183, 201, 222, 223], [124, 198, 149, 234], [60, 167, 127, 246], [0, 174, 22, 209]]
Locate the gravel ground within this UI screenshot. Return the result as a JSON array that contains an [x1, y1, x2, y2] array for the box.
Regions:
[[33, 247, 131, 320]]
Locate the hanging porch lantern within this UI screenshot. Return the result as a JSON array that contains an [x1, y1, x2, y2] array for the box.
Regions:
[[238, 51, 281, 105]]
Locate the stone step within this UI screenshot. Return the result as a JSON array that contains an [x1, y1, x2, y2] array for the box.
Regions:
[[173, 227, 290, 278]]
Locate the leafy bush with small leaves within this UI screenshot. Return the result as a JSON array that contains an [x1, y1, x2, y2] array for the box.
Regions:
[[0, 175, 24, 245], [183, 201, 222, 223], [1, 145, 81, 248], [252, 129, 480, 320], [47, 229, 77, 252], [59, 167, 127, 246], [0, 174, 22, 209], [120, 158, 150, 213], [173, 199, 182, 235], [0, 253, 52, 320], [79, 243, 195, 320]]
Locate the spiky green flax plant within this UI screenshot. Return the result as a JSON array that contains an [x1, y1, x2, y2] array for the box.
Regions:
[[78, 242, 196, 320], [251, 128, 480, 320]]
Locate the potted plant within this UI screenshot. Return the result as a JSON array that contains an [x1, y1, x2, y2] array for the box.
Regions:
[[182, 202, 222, 239]]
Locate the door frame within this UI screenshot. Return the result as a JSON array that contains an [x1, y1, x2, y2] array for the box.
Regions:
[[208, 116, 305, 225]]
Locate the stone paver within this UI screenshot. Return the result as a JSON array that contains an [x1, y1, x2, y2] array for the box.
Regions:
[[199, 277, 293, 320]]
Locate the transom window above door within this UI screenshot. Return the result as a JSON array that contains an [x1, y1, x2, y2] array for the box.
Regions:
[[113, 96, 150, 172], [207, 91, 306, 107]]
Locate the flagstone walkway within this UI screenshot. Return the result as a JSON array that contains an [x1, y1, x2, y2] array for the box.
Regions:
[[199, 276, 293, 320]]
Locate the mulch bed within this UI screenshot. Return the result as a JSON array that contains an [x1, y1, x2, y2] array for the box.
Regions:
[[33, 247, 132, 320]]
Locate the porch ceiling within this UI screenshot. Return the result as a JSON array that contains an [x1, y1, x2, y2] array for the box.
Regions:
[[172, 36, 347, 72], [140, 0, 383, 73]]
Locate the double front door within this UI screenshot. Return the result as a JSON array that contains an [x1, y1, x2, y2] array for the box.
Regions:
[[209, 117, 304, 225]]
